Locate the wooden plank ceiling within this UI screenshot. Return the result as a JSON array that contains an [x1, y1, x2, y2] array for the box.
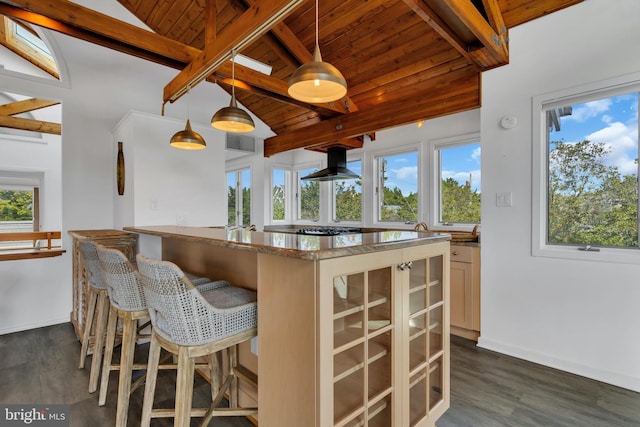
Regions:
[[0, 0, 582, 155]]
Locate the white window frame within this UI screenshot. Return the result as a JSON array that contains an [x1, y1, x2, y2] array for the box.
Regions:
[[532, 72, 640, 264], [294, 162, 322, 223], [372, 147, 421, 227], [331, 156, 363, 225], [270, 165, 291, 224], [430, 132, 481, 230], [226, 166, 251, 226]]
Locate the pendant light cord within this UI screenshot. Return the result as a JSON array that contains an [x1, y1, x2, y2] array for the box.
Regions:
[[231, 49, 236, 100], [315, 0, 319, 48], [186, 84, 191, 119]]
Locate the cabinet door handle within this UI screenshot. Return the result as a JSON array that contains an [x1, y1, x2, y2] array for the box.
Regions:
[[452, 251, 459, 255], [406, 261, 413, 269], [398, 262, 406, 271]]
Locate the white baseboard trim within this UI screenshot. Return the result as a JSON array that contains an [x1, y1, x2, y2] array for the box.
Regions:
[[0, 317, 70, 336], [477, 336, 640, 393]]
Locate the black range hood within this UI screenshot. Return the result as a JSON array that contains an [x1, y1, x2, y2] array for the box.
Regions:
[[301, 146, 360, 181]]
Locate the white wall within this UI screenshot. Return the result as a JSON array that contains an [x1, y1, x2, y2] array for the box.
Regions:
[[480, 0, 640, 391], [112, 112, 227, 229], [0, 99, 63, 334], [0, 2, 238, 333]]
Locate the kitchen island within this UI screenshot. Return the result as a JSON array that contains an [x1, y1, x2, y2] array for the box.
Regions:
[[124, 225, 451, 427]]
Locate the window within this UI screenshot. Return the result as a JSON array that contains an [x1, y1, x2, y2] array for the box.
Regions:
[[272, 168, 289, 222], [333, 160, 362, 222], [434, 136, 481, 225], [296, 167, 320, 221], [0, 17, 59, 79], [375, 151, 419, 223], [226, 168, 250, 226], [533, 74, 640, 262], [0, 186, 38, 248]]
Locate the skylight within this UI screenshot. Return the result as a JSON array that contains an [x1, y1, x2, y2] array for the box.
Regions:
[[234, 54, 272, 76], [14, 22, 52, 60], [0, 17, 59, 79]]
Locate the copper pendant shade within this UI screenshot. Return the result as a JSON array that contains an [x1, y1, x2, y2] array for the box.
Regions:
[[211, 96, 255, 133], [170, 119, 206, 150], [211, 51, 255, 133], [287, 0, 347, 103]]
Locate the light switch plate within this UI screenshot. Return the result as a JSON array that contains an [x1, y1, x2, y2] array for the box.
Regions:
[[496, 192, 513, 207]]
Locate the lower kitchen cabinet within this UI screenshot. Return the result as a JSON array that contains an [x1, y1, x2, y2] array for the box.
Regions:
[[314, 242, 450, 427], [449, 244, 480, 340]]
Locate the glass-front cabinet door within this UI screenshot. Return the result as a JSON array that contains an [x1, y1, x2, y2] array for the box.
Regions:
[[319, 242, 449, 427], [402, 244, 450, 426], [331, 264, 396, 426]]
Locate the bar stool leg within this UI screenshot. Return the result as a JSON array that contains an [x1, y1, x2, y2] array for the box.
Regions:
[[98, 306, 118, 406], [175, 347, 195, 427], [141, 334, 161, 427], [78, 287, 97, 369], [115, 315, 137, 427], [229, 345, 238, 408], [89, 290, 109, 393], [209, 351, 221, 402]]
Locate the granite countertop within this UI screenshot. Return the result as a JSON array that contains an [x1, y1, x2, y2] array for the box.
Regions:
[[124, 225, 450, 260]]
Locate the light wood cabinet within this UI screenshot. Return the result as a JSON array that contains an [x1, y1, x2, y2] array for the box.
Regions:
[[129, 226, 449, 427], [449, 244, 480, 341], [68, 230, 138, 345], [292, 241, 450, 427]]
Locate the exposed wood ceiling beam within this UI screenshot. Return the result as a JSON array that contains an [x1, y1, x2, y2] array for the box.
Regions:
[[0, 115, 60, 135], [264, 68, 479, 156], [0, 0, 199, 69], [482, 0, 507, 42], [402, 0, 482, 70], [0, 98, 61, 135], [163, 0, 304, 104], [442, 0, 508, 64], [215, 62, 349, 115], [0, 0, 338, 119], [0, 98, 59, 115]]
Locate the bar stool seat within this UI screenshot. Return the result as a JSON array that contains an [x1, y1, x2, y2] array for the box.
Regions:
[[77, 241, 111, 394], [95, 244, 150, 427], [136, 254, 258, 427]]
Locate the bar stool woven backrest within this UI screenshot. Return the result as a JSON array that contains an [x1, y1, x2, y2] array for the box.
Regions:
[[96, 245, 146, 312], [136, 254, 257, 347], [78, 241, 108, 290]]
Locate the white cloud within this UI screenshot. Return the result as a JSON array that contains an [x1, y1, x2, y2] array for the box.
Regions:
[[392, 166, 417, 181], [586, 121, 638, 175], [442, 169, 482, 192], [470, 146, 481, 162], [567, 99, 612, 122]]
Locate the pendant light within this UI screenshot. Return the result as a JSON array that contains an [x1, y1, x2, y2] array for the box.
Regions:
[[287, 0, 347, 103], [170, 86, 206, 150], [211, 50, 255, 133]]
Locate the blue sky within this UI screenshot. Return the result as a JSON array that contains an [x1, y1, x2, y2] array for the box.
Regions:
[[384, 145, 481, 195], [550, 92, 639, 176]]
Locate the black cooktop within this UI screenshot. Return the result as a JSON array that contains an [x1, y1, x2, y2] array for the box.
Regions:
[[296, 227, 362, 236]]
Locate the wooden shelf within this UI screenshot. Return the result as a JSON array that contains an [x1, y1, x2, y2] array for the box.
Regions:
[[0, 248, 65, 261]]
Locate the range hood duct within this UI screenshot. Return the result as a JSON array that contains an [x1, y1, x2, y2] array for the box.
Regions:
[[301, 146, 360, 181]]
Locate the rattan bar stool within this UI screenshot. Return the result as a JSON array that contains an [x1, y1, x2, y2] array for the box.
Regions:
[[136, 254, 258, 427], [95, 244, 151, 427], [77, 241, 111, 394]]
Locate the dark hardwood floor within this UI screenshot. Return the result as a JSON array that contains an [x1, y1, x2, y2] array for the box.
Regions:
[[1, 323, 639, 426]]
